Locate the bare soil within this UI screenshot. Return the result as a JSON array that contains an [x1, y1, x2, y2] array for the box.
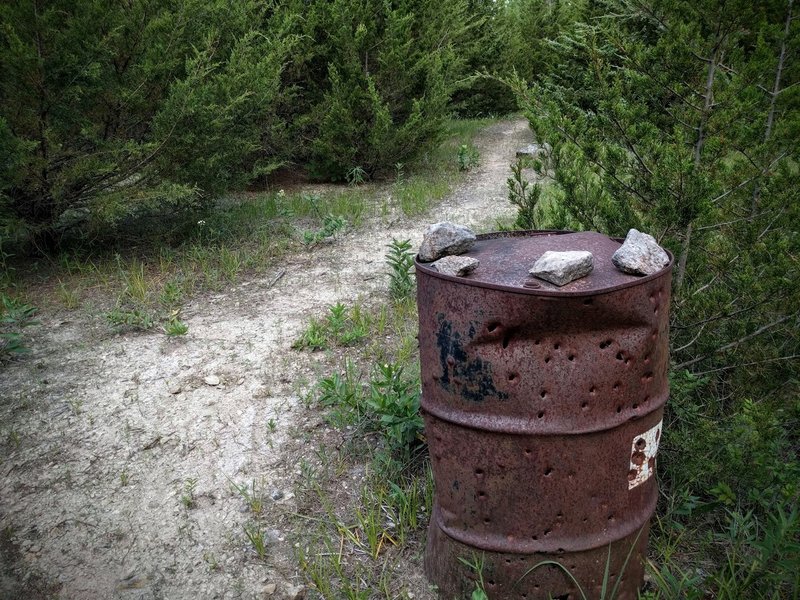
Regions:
[[0, 118, 532, 600]]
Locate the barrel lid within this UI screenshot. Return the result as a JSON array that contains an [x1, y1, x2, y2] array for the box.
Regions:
[[415, 230, 673, 296]]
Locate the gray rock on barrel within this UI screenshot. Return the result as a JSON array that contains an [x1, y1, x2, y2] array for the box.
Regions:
[[530, 250, 594, 286], [418, 222, 476, 262], [431, 256, 480, 277], [612, 229, 670, 276]]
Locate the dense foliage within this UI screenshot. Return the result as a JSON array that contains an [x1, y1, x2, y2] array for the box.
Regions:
[[0, 0, 489, 246], [508, 0, 799, 595]]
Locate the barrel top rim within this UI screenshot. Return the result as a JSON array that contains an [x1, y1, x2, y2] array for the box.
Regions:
[[415, 230, 674, 296]]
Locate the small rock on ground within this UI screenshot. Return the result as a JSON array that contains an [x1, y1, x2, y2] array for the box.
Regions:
[[262, 583, 277, 596], [431, 256, 479, 277], [612, 229, 670, 275], [418, 222, 476, 262], [168, 381, 182, 395], [203, 375, 220, 386], [283, 584, 306, 600], [530, 250, 593, 286], [516, 142, 552, 158]]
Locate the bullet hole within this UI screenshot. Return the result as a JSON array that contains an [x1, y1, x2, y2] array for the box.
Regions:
[[475, 468, 484, 476], [581, 401, 589, 410], [534, 339, 541, 345], [583, 298, 593, 305], [508, 372, 518, 382], [540, 390, 547, 399], [648, 457, 656, 471], [628, 469, 638, 481], [642, 372, 654, 382], [636, 438, 647, 450], [553, 342, 560, 350], [531, 535, 538, 541], [544, 528, 552, 536], [589, 386, 596, 395], [599, 339, 612, 349], [616, 351, 624, 361], [524, 448, 531, 455], [484, 518, 491, 524], [537, 411, 545, 419], [656, 429, 661, 442], [568, 354, 575, 361], [643, 353, 651, 364], [654, 306, 659, 315], [608, 514, 615, 522], [544, 467, 553, 476], [616, 405, 623, 413], [613, 382, 621, 391], [478, 491, 486, 499], [631, 451, 646, 466], [632, 403, 639, 409], [544, 356, 552, 364], [502, 332, 513, 349], [487, 322, 500, 333], [446, 355, 455, 366]]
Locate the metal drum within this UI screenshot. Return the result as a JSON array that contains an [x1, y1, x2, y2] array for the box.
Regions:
[[416, 231, 672, 600]]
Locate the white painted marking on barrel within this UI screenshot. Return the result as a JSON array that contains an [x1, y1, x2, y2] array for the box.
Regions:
[[628, 420, 662, 489]]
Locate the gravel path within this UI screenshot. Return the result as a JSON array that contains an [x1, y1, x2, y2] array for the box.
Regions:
[[0, 118, 532, 600]]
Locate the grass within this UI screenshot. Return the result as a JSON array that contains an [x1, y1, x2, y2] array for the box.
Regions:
[[1, 117, 491, 338]]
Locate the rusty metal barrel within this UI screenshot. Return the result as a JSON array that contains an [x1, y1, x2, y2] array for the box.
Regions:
[[416, 231, 672, 600]]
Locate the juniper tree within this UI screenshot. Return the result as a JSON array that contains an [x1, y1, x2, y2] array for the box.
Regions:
[[510, 0, 799, 509]]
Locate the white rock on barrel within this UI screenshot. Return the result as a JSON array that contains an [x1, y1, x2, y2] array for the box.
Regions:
[[530, 250, 594, 286], [431, 256, 480, 277], [418, 222, 476, 262], [612, 229, 670, 275]]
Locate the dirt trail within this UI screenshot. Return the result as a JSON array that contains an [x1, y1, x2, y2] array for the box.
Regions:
[[0, 118, 532, 600]]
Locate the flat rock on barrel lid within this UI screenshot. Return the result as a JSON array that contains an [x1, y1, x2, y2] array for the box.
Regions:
[[418, 222, 476, 262], [612, 229, 670, 275], [431, 255, 479, 277], [529, 250, 594, 286]]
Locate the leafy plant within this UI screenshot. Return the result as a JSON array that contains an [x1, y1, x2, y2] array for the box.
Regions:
[[164, 316, 189, 337], [385, 239, 415, 302], [367, 362, 423, 455], [106, 307, 154, 331], [346, 166, 367, 186], [302, 214, 347, 246], [0, 293, 38, 360], [457, 144, 480, 171], [293, 303, 369, 350], [181, 477, 198, 509], [457, 553, 489, 600]]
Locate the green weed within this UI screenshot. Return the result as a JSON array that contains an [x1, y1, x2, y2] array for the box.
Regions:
[[230, 478, 264, 516], [293, 303, 370, 350], [106, 307, 154, 331], [457, 143, 480, 171], [385, 239, 415, 302], [164, 315, 189, 336], [0, 293, 37, 360], [181, 477, 198, 509], [243, 522, 268, 559]]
